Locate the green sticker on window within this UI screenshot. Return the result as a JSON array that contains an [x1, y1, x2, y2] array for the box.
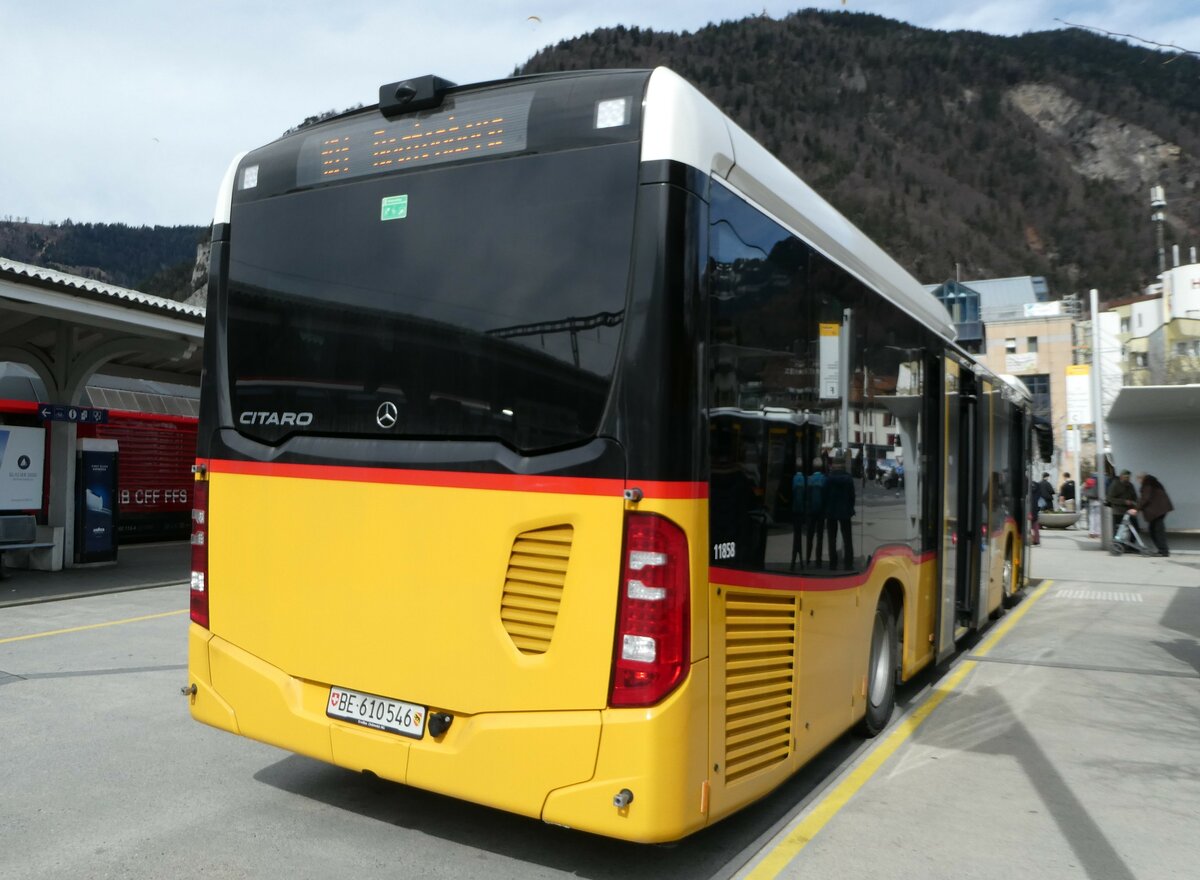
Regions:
[[381, 195, 408, 221]]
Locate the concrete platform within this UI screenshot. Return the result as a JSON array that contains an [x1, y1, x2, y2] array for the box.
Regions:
[[736, 528, 1200, 880], [0, 541, 188, 607]]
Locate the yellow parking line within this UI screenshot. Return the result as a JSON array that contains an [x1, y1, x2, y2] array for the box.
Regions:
[[745, 579, 1053, 879], [0, 609, 187, 645]]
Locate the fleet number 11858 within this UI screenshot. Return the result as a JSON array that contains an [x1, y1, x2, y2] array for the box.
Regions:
[[713, 541, 736, 560]]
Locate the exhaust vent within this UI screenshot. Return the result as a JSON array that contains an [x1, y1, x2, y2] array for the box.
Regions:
[[723, 591, 797, 783], [500, 525, 573, 654]]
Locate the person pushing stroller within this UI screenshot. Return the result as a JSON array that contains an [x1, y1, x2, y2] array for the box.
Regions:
[[1105, 470, 1137, 536]]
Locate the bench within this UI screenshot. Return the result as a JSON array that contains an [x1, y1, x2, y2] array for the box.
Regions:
[[0, 515, 56, 578]]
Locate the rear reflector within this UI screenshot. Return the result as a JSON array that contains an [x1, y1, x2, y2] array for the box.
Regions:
[[609, 513, 690, 707], [190, 479, 209, 628]]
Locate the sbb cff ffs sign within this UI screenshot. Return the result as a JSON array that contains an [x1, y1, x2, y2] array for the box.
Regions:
[[121, 488, 190, 508]]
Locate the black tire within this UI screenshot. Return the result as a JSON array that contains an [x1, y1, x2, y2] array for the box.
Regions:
[[859, 594, 898, 737]]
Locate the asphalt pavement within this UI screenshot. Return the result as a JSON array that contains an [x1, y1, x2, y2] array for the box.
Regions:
[[735, 525, 1200, 880], [2, 529, 1199, 879]]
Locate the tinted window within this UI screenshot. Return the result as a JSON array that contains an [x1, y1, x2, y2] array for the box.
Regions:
[[707, 181, 936, 575], [227, 143, 639, 450]]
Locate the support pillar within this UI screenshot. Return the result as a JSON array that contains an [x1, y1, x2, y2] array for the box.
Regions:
[[46, 420, 77, 569]]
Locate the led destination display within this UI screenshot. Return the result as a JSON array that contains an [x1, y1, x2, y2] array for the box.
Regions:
[[296, 91, 533, 186]]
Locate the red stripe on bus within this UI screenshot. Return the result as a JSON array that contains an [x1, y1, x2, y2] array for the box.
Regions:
[[201, 458, 707, 499], [712, 545, 936, 593]]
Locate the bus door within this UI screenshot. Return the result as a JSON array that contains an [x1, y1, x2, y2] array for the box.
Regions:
[[955, 370, 982, 626], [936, 359, 959, 663], [1014, 408, 1030, 588], [936, 358, 981, 662], [970, 380, 996, 629]]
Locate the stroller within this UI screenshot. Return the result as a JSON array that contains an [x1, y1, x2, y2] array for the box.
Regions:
[[1111, 511, 1152, 556]]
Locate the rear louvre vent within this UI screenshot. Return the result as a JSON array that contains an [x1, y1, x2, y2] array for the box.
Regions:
[[500, 525, 573, 654], [723, 591, 797, 783]]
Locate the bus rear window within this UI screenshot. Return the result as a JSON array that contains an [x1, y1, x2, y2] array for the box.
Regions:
[[225, 143, 638, 452]]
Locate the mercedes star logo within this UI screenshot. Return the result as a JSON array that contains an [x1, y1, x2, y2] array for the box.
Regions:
[[376, 401, 398, 429]]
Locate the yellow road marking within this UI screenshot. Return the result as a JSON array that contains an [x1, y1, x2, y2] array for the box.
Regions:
[[745, 579, 1053, 879], [0, 609, 187, 645]]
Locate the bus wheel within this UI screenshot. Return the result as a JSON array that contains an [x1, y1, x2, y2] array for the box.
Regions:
[[859, 594, 897, 737], [1001, 543, 1017, 608]]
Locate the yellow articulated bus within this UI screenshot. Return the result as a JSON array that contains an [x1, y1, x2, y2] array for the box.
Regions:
[[186, 67, 1038, 843]]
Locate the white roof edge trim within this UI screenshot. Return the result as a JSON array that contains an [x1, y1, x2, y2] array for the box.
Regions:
[[641, 68, 734, 178], [640, 67, 953, 342], [720, 123, 956, 340], [213, 151, 249, 225]]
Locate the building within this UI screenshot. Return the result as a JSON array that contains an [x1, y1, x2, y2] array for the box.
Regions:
[[927, 280, 983, 353], [924, 275, 1052, 356], [926, 276, 1076, 471], [976, 303, 1076, 459]]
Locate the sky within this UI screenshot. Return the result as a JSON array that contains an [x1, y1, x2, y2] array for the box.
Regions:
[[2, 1, 1197, 228]]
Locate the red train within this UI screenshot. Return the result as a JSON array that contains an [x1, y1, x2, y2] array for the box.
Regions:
[[1, 399, 196, 542]]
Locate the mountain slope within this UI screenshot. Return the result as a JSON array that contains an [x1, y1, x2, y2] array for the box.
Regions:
[[0, 220, 207, 301], [518, 11, 1200, 298]]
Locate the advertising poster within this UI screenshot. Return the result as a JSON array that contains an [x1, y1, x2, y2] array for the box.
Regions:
[[819, 322, 841, 399], [76, 438, 119, 562], [1065, 364, 1092, 425], [0, 426, 46, 509]]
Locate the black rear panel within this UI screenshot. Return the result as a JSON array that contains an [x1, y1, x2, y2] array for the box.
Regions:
[[227, 144, 638, 452]]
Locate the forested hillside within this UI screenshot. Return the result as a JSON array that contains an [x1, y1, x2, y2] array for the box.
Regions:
[[0, 220, 207, 300], [520, 11, 1200, 298]]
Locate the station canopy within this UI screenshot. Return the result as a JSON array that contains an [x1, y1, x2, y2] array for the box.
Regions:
[[0, 257, 204, 407]]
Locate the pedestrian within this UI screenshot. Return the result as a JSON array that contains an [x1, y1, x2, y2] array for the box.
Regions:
[[825, 455, 855, 571], [805, 457, 826, 568], [790, 456, 809, 570], [1134, 473, 1174, 557], [1035, 472, 1055, 512], [1105, 469, 1138, 537], [1058, 472, 1076, 512], [1082, 474, 1099, 537]]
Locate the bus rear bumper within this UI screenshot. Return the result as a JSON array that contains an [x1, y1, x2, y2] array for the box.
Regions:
[[189, 626, 616, 822], [187, 623, 238, 735], [543, 659, 711, 843], [188, 626, 712, 841]]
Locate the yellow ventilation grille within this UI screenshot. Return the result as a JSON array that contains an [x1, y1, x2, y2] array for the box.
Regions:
[[500, 525, 573, 654], [723, 590, 797, 783]]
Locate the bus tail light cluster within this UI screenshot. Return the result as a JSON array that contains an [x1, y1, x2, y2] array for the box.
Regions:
[[190, 480, 209, 628], [609, 513, 690, 708]]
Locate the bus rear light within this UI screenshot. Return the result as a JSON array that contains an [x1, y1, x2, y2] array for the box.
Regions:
[[190, 480, 209, 628], [609, 513, 690, 708], [621, 634, 657, 663], [626, 579, 666, 601]]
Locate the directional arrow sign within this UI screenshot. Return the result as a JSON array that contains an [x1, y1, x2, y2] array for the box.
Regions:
[[36, 403, 109, 424]]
